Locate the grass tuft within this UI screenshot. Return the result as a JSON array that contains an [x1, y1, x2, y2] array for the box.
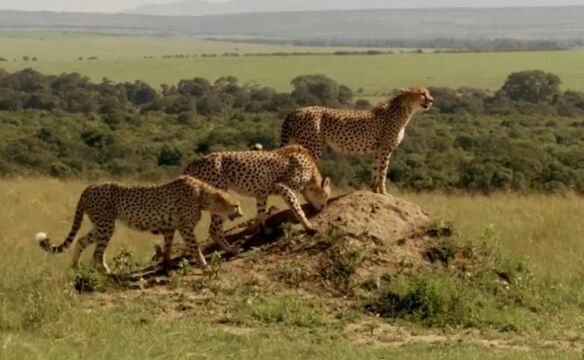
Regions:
[[243, 296, 335, 328], [318, 226, 364, 295]]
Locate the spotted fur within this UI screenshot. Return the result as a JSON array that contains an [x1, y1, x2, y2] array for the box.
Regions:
[[281, 87, 433, 195], [37, 176, 243, 272], [183, 144, 332, 249]]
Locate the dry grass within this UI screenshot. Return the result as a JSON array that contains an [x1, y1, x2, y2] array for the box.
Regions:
[[1, 178, 583, 359], [403, 192, 584, 280]]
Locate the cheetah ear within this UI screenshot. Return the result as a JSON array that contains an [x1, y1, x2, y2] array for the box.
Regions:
[[322, 177, 331, 188]]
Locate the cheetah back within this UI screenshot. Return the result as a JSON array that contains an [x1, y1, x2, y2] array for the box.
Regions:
[[184, 150, 309, 196]]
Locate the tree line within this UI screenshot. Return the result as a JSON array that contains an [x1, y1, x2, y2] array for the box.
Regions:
[[1, 68, 584, 194], [219, 37, 582, 52]]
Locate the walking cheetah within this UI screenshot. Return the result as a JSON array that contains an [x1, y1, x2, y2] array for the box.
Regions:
[[36, 176, 243, 272], [183, 144, 332, 250], [281, 87, 433, 195]]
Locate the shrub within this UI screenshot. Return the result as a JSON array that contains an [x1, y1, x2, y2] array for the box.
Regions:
[[318, 226, 364, 295], [362, 226, 563, 331]]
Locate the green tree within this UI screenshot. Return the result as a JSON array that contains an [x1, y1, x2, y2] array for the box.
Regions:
[[500, 70, 561, 104], [291, 74, 344, 107]]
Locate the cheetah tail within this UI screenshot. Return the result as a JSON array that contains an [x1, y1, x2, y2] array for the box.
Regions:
[[280, 112, 294, 146], [37, 198, 85, 254]]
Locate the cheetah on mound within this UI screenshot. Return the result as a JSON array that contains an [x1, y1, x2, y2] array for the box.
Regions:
[[281, 87, 433, 195], [183, 144, 332, 251], [36, 175, 243, 272]]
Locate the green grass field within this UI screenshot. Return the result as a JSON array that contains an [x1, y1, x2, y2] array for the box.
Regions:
[[1, 179, 583, 359], [1, 32, 583, 97], [0, 31, 377, 60]]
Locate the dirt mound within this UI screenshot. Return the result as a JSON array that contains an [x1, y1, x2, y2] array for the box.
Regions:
[[309, 191, 432, 244], [200, 190, 434, 254]]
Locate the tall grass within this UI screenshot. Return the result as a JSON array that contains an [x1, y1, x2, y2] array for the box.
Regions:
[[404, 193, 584, 280]]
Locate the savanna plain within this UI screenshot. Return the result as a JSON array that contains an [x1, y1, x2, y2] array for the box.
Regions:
[[1, 32, 584, 359], [2, 31, 584, 98]]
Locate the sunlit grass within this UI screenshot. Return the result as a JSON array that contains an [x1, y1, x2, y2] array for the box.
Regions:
[[1, 32, 583, 94], [403, 192, 584, 280], [1, 178, 583, 359]]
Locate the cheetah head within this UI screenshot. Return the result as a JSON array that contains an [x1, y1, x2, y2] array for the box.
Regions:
[[399, 87, 433, 112], [302, 176, 332, 211], [208, 190, 244, 221]]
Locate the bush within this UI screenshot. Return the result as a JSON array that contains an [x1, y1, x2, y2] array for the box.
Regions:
[[364, 273, 474, 327], [0, 69, 583, 193], [361, 225, 579, 331]]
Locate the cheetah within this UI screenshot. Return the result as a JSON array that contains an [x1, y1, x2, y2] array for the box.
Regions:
[[183, 144, 332, 251], [36, 175, 243, 272], [281, 87, 433, 195]]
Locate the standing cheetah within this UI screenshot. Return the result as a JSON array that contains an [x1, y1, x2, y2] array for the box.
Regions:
[[281, 87, 433, 195], [36, 176, 243, 272], [183, 144, 332, 251]]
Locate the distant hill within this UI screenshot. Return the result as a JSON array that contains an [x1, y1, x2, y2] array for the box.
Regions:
[[128, 0, 584, 16], [1, 7, 583, 42]]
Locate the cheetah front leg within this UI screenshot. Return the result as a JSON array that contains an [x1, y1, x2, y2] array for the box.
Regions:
[[371, 147, 394, 195], [255, 195, 270, 227], [210, 215, 241, 254], [178, 225, 207, 269], [274, 183, 316, 234]]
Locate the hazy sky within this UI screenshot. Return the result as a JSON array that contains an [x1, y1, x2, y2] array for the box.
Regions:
[[1, 0, 583, 13]]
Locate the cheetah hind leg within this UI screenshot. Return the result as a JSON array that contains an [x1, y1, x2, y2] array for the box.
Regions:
[[91, 222, 115, 274], [72, 228, 97, 269], [161, 230, 175, 268]]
